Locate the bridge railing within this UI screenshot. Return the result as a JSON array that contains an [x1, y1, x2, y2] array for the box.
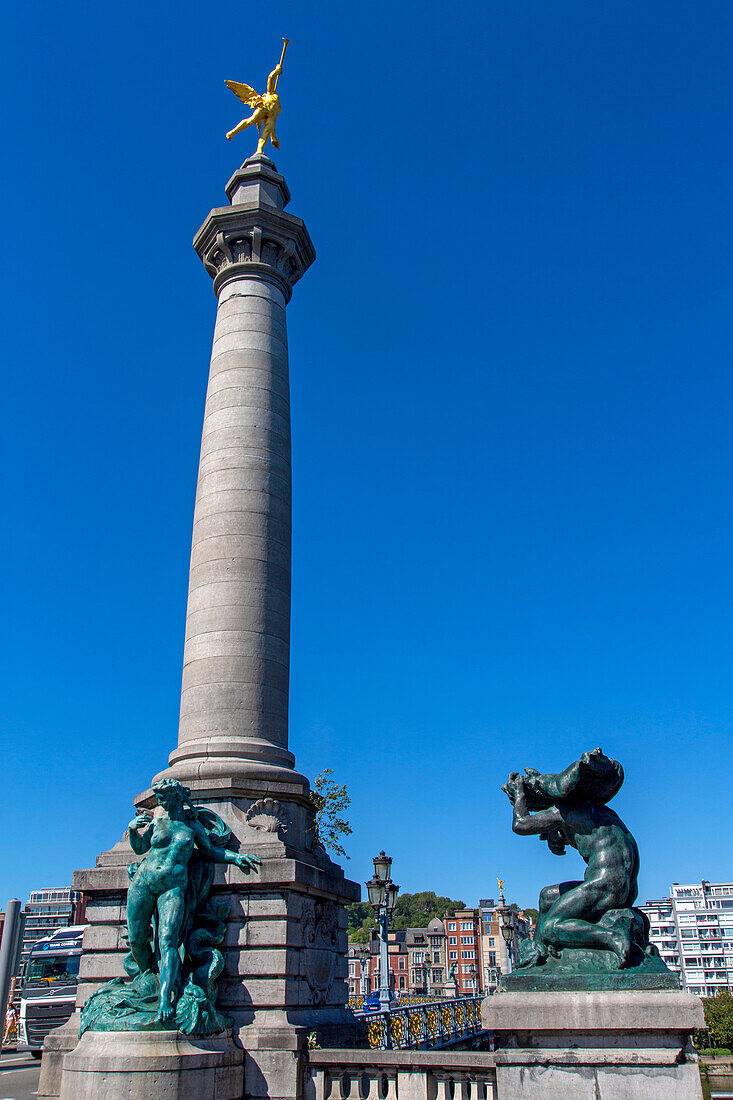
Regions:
[[352, 996, 485, 1050], [305, 1049, 497, 1100], [348, 994, 437, 1013]]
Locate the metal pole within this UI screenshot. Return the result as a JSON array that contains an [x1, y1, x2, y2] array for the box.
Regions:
[[379, 908, 390, 1011], [0, 901, 21, 1029], [361, 951, 368, 997]]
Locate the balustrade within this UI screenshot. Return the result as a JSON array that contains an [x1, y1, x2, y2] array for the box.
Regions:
[[305, 1050, 497, 1100]]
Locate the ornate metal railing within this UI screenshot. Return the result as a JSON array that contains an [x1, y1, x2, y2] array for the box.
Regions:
[[348, 992, 436, 1012], [305, 1049, 497, 1100], [354, 996, 485, 1050]]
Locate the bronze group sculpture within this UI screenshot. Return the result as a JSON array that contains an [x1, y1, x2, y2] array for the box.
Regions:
[[80, 779, 260, 1036], [502, 749, 678, 991]]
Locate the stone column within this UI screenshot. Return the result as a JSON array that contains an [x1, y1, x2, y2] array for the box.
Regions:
[[158, 153, 314, 798], [46, 157, 361, 1100]]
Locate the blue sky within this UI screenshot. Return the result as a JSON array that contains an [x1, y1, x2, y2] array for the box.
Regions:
[[1, 0, 732, 913]]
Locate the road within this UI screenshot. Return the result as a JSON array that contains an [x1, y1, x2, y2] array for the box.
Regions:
[[0, 1052, 41, 1100]]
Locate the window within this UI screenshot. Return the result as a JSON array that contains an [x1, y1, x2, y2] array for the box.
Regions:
[[399, 976, 406, 990], [447, 922, 456, 931], [487, 937, 495, 947], [460, 936, 474, 945], [488, 952, 496, 966], [460, 922, 473, 931], [433, 952, 440, 963], [399, 958, 405, 969], [449, 951, 457, 960], [461, 951, 475, 960], [448, 937, 457, 945]]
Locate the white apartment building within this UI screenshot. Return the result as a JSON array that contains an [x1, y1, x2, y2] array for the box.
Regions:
[[641, 880, 733, 996]]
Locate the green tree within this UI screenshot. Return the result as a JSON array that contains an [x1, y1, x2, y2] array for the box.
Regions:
[[310, 770, 352, 859], [347, 901, 376, 941], [702, 992, 733, 1050], [347, 891, 467, 943], [390, 892, 466, 930]]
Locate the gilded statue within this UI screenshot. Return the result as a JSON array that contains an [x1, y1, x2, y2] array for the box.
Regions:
[[226, 39, 290, 155]]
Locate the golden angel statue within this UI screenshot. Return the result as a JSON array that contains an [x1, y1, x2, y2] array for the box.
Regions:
[[226, 39, 289, 155]]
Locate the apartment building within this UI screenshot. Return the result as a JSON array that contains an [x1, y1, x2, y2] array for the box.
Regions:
[[348, 920, 447, 998], [640, 880, 733, 996], [19, 888, 83, 978], [445, 908, 482, 994], [479, 897, 533, 989]]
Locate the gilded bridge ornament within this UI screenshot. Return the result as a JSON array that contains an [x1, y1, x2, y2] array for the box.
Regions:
[[226, 39, 290, 154]]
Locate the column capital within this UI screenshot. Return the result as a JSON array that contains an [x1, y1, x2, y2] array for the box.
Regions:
[[193, 156, 315, 302]]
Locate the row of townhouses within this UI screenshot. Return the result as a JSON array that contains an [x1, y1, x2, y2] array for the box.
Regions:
[[348, 898, 534, 1000]]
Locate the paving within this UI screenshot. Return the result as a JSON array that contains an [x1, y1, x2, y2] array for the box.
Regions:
[[0, 1051, 41, 1100]]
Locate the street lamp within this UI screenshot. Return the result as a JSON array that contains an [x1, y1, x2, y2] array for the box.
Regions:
[[423, 945, 431, 998], [469, 963, 478, 995], [366, 852, 399, 1012], [499, 910, 514, 975], [357, 944, 370, 998]]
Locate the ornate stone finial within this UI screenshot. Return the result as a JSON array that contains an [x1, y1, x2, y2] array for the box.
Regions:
[[225, 39, 290, 155]]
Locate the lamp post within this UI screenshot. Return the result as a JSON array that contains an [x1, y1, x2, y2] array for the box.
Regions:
[[423, 948, 431, 998], [498, 892, 514, 976], [357, 945, 370, 998], [366, 851, 399, 1012], [469, 963, 478, 995]]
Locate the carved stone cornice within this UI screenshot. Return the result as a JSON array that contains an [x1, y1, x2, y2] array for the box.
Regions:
[[193, 157, 315, 302]]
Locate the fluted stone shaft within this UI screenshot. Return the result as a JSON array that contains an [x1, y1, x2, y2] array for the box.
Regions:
[[160, 155, 315, 794]]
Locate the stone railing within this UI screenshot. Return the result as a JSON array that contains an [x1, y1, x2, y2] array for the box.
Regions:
[[305, 1050, 497, 1100], [353, 997, 485, 1050]]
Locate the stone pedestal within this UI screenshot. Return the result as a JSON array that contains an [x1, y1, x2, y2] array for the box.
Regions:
[[482, 990, 705, 1099], [58, 1029, 243, 1100], [51, 154, 361, 1099]]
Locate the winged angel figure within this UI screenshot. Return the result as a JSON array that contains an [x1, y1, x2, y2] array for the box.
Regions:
[[226, 39, 289, 155]]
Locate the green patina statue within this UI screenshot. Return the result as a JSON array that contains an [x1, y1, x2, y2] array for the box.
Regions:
[[502, 749, 677, 991], [80, 778, 260, 1036]]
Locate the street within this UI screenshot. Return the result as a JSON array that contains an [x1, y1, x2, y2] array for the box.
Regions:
[[0, 1052, 41, 1100]]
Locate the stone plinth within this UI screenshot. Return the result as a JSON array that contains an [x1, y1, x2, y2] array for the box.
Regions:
[[482, 990, 705, 1098], [58, 1029, 243, 1100]]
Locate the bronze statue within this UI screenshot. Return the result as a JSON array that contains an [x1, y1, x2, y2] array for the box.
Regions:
[[80, 779, 260, 1036], [503, 749, 677, 989], [226, 39, 290, 155]]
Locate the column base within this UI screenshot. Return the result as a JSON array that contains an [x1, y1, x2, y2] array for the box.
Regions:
[[58, 1028, 243, 1100], [37, 1018, 80, 1099], [482, 990, 705, 1099]]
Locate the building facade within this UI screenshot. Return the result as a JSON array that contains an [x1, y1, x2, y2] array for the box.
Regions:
[[19, 889, 83, 980], [348, 920, 448, 999], [445, 909, 482, 994], [479, 896, 533, 991], [641, 880, 733, 996], [348, 896, 533, 1000], [406, 919, 447, 997]]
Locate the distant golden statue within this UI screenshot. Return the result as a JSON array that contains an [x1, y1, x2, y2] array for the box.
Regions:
[[226, 39, 290, 155]]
